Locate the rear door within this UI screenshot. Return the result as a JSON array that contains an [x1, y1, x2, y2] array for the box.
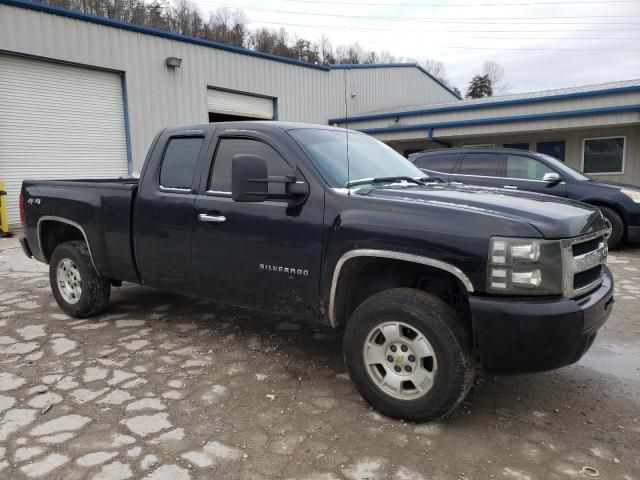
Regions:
[[501, 153, 567, 197], [134, 132, 206, 295], [448, 152, 502, 187], [412, 152, 461, 181], [191, 129, 324, 320]]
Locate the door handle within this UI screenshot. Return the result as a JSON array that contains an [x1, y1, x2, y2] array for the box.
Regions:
[[450, 181, 463, 185], [503, 185, 519, 190], [198, 213, 226, 223]]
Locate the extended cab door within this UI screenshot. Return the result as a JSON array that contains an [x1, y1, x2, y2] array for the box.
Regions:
[[448, 152, 502, 187], [500, 153, 567, 197], [191, 129, 324, 321], [134, 131, 207, 295]]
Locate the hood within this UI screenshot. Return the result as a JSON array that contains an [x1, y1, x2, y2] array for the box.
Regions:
[[588, 179, 640, 192], [358, 184, 605, 239]]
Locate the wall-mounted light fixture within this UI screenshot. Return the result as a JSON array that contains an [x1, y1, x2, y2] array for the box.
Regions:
[[165, 57, 182, 68]]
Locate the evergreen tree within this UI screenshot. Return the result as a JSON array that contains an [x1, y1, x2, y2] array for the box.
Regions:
[[466, 74, 493, 99]]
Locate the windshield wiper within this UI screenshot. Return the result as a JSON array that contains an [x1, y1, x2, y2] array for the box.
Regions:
[[346, 176, 425, 188], [419, 176, 447, 184]]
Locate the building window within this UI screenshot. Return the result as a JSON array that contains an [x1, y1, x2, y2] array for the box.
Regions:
[[583, 137, 625, 174], [536, 141, 565, 161]]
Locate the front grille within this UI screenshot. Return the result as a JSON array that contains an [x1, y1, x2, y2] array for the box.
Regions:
[[574, 265, 603, 290], [572, 236, 602, 257], [562, 231, 607, 298]]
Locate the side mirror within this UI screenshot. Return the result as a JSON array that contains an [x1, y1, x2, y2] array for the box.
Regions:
[[231, 154, 309, 205], [232, 154, 269, 202], [542, 172, 562, 183]]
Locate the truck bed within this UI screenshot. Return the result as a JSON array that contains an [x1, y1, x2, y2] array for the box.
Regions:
[[21, 178, 140, 283]]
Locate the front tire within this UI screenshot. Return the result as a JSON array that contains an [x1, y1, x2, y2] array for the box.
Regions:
[[598, 206, 624, 249], [49, 241, 111, 318], [343, 288, 475, 422]]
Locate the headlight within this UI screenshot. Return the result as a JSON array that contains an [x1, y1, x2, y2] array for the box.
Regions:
[[488, 237, 563, 295], [621, 189, 640, 203]]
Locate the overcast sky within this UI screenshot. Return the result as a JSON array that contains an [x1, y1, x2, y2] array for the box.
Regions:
[[190, 0, 640, 95]]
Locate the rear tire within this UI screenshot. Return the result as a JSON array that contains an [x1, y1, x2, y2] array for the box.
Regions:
[[49, 241, 111, 318], [598, 206, 624, 249], [343, 288, 475, 422]]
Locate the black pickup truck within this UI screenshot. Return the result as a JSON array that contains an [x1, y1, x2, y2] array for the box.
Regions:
[[20, 122, 614, 421]]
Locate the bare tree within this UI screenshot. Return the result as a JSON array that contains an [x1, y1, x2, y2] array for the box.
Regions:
[[420, 59, 445, 79], [482, 61, 510, 95], [317, 35, 335, 65], [376, 51, 397, 64], [335, 43, 364, 64]]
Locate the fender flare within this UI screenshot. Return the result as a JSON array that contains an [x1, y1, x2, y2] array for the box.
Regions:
[[328, 249, 475, 327]]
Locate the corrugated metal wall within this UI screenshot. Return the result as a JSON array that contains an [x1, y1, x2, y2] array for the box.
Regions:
[[0, 3, 457, 170]]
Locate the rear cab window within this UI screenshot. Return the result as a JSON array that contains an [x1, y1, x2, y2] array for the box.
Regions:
[[414, 153, 460, 174], [159, 137, 204, 190]]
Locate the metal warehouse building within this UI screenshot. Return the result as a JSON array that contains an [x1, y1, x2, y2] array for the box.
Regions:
[[1, 0, 639, 227]]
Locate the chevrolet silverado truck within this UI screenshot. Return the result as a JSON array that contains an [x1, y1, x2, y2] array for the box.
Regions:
[[19, 122, 614, 421]]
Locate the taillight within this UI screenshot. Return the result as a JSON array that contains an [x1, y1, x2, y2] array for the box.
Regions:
[[19, 193, 26, 229]]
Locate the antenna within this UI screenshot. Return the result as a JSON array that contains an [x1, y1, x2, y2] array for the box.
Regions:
[[343, 69, 350, 195]]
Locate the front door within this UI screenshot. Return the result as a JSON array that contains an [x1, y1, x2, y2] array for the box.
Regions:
[[501, 153, 567, 197], [191, 132, 324, 321]]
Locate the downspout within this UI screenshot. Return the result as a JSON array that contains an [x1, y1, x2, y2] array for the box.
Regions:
[[428, 127, 451, 148]]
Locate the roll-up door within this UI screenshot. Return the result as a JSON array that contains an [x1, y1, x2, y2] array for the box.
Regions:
[[207, 88, 274, 120], [0, 54, 129, 226]]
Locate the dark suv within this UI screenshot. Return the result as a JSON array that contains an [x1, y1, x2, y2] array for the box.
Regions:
[[410, 147, 640, 248]]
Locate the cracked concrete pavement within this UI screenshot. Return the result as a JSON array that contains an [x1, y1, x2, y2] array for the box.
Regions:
[[0, 237, 639, 479]]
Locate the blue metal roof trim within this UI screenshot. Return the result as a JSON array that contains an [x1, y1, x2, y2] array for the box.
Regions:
[[356, 104, 640, 135], [329, 85, 640, 124], [0, 0, 331, 70], [328, 63, 462, 100]]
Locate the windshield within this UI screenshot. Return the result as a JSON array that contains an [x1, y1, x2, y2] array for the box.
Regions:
[[288, 128, 424, 188], [537, 153, 592, 181]]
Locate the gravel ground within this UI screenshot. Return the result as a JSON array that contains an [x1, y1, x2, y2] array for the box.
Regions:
[[0, 237, 639, 480]]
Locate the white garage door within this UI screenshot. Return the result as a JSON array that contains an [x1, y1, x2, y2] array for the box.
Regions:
[[207, 88, 274, 119], [0, 54, 129, 226]]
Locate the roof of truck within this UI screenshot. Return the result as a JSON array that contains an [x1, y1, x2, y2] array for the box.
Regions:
[[166, 121, 355, 134]]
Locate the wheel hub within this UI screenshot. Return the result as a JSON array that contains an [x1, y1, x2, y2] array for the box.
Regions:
[[363, 321, 437, 400], [56, 258, 82, 305], [385, 342, 416, 375]]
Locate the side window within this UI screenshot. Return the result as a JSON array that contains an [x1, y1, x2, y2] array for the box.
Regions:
[[457, 153, 500, 177], [159, 137, 204, 190], [506, 155, 554, 180], [414, 153, 459, 174], [209, 138, 294, 193]]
